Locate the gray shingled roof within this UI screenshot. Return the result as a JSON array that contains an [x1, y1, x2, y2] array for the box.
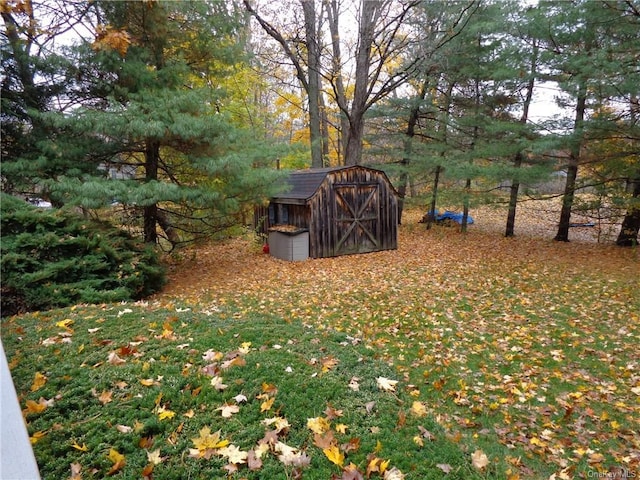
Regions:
[[272, 166, 350, 202]]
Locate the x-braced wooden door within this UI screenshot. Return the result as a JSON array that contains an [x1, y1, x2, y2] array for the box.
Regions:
[[333, 183, 380, 255]]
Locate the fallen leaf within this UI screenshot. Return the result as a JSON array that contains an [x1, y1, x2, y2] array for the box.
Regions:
[[437, 463, 453, 473], [323, 445, 344, 467], [116, 425, 132, 434], [471, 449, 489, 470], [29, 431, 47, 444], [147, 449, 163, 465], [30, 372, 47, 392], [23, 398, 48, 415], [348, 377, 360, 391], [260, 396, 275, 412], [191, 427, 229, 453], [71, 441, 88, 452], [217, 403, 240, 418], [307, 416, 330, 434], [97, 390, 113, 405], [69, 462, 82, 480], [107, 352, 126, 365], [377, 377, 398, 392], [383, 467, 405, 479], [410, 401, 427, 417], [219, 444, 248, 464], [107, 448, 125, 475], [247, 450, 263, 470], [156, 406, 175, 421]]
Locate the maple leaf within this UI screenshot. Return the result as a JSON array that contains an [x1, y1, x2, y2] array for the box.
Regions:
[[116, 424, 133, 434], [335, 423, 348, 434], [202, 349, 224, 362], [274, 442, 312, 468], [210, 375, 228, 391], [217, 403, 240, 418], [383, 467, 405, 480], [29, 431, 46, 444], [410, 401, 427, 417], [221, 356, 247, 369], [348, 377, 360, 391], [260, 396, 275, 412], [107, 448, 125, 475], [341, 463, 364, 480], [321, 356, 339, 372], [156, 406, 175, 421], [69, 462, 82, 480], [30, 372, 47, 391], [233, 394, 248, 403], [71, 441, 88, 452], [307, 416, 330, 434], [56, 319, 74, 329], [437, 463, 453, 474], [191, 427, 229, 452], [247, 450, 263, 471], [367, 456, 390, 476], [261, 416, 290, 432], [323, 445, 345, 467], [219, 445, 248, 464], [97, 390, 113, 405], [377, 377, 398, 392], [147, 449, 163, 465], [313, 430, 337, 449], [23, 398, 48, 415], [471, 449, 489, 470], [107, 352, 126, 365], [324, 403, 343, 420]]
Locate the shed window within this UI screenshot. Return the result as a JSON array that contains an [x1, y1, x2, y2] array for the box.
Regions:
[[269, 203, 290, 224]]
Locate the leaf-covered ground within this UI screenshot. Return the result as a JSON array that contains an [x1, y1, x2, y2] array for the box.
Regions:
[[160, 206, 640, 478], [3, 205, 639, 479]]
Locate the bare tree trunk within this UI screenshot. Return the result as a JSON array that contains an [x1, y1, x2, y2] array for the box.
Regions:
[[398, 83, 428, 223], [555, 85, 587, 242], [505, 42, 538, 237], [301, 0, 323, 168], [616, 176, 640, 246], [425, 165, 441, 230], [344, 0, 383, 165], [505, 152, 523, 236], [143, 139, 160, 244], [326, 0, 350, 164]]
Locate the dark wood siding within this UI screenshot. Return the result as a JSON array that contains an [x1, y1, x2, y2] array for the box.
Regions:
[[265, 166, 397, 259]]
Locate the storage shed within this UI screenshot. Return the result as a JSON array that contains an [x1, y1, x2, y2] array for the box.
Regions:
[[263, 166, 398, 259]]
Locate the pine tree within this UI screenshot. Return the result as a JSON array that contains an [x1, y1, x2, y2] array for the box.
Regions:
[[12, 1, 285, 247]]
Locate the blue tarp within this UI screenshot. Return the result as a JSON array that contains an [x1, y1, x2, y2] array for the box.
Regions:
[[428, 209, 474, 225]]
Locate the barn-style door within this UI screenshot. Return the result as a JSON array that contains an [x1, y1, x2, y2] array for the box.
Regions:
[[333, 183, 380, 255]]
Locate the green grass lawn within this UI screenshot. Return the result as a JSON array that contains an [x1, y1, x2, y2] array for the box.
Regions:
[[2, 220, 639, 479]]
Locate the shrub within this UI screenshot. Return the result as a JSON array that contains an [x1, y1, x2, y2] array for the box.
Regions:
[[1, 194, 165, 316]]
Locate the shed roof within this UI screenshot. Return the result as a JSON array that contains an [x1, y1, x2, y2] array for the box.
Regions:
[[272, 166, 391, 204]]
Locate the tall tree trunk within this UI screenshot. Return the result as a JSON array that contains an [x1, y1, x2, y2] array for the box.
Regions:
[[326, 0, 350, 164], [505, 42, 538, 237], [301, 0, 323, 168], [425, 165, 441, 230], [398, 84, 428, 223], [344, 0, 381, 165], [461, 177, 472, 233], [555, 85, 587, 242], [616, 175, 640, 246], [143, 139, 160, 244], [426, 81, 454, 230], [505, 152, 523, 237]]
